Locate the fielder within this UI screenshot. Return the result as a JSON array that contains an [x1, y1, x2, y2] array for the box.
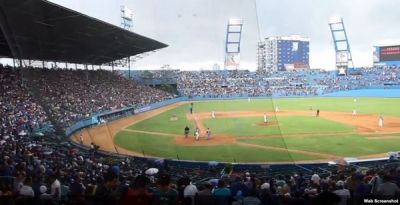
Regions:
[[275, 106, 280, 113], [378, 116, 384, 128], [195, 127, 200, 140], [206, 128, 211, 140], [264, 113, 268, 123], [211, 111, 216, 118], [352, 109, 357, 116]]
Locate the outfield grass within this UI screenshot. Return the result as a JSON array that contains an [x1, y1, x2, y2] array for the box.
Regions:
[[116, 97, 400, 162], [193, 98, 400, 116], [239, 134, 400, 157], [114, 131, 320, 162], [128, 105, 193, 135], [202, 116, 354, 136]]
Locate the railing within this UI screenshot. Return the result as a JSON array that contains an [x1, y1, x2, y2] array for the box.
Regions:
[[65, 107, 134, 136], [65, 97, 187, 137]]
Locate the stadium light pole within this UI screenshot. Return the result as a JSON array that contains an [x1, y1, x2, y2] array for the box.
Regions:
[[328, 16, 354, 75]]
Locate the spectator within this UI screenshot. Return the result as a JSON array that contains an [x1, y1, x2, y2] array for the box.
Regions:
[[213, 179, 231, 205], [152, 174, 178, 205], [19, 177, 34, 197], [377, 174, 400, 196]]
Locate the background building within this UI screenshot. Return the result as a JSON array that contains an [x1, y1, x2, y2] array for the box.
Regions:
[[258, 35, 310, 72]]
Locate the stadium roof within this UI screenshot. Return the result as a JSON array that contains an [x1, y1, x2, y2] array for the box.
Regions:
[[0, 0, 167, 65]]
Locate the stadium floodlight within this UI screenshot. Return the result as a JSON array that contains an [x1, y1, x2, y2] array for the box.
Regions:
[[225, 18, 243, 71], [120, 5, 133, 30], [228, 18, 243, 25], [328, 17, 353, 75], [329, 16, 342, 24]]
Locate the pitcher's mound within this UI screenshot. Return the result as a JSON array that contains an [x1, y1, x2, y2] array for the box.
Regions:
[[174, 135, 236, 146]]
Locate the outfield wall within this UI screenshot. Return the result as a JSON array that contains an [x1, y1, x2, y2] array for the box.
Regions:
[[323, 89, 400, 97]]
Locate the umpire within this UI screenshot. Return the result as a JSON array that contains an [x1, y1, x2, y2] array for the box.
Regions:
[[184, 126, 190, 138]]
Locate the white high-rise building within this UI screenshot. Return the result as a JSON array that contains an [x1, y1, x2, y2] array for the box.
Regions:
[[258, 35, 310, 72]]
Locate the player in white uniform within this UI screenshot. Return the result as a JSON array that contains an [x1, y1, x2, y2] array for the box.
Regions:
[[79, 133, 84, 144], [264, 113, 268, 123], [275, 106, 279, 113], [211, 111, 215, 118], [195, 127, 200, 140], [378, 116, 384, 128], [352, 109, 357, 116]]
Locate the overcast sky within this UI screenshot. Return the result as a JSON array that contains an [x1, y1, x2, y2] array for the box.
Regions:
[[51, 0, 400, 70]]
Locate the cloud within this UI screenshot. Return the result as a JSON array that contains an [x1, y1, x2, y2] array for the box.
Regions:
[[49, 0, 400, 70]]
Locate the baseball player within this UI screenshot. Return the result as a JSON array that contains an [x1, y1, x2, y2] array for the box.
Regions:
[[211, 111, 216, 119], [378, 116, 384, 128], [206, 128, 211, 140], [264, 113, 268, 123], [275, 106, 280, 113], [195, 127, 200, 140], [352, 109, 357, 116], [316, 109, 320, 117], [248, 97, 251, 102], [79, 133, 84, 144]]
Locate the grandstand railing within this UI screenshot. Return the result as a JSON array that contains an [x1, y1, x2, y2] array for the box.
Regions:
[[65, 97, 187, 136]]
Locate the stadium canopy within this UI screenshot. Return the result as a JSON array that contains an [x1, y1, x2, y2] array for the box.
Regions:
[[0, 0, 167, 65]]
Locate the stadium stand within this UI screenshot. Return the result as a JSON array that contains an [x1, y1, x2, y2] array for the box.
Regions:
[[175, 67, 400, 98], [1, 64, 400, 205], [1, 0, 400, 204], [22, 67, 175, 130]]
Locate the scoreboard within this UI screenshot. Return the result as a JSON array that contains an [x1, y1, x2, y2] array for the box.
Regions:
[[379, 45, 400, 61]]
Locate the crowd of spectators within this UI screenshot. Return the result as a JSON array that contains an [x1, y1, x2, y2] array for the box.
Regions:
[[0, 65, 53, 139], [177, 66, 400, 98], [1, 64, 400, 204], [23, 68, 175, 129], [2, 130, 400, 205]]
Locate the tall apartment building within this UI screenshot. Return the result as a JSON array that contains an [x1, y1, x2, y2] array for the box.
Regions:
[[257, 35, 310, 72]]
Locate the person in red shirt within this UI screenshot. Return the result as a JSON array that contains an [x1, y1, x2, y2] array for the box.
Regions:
[[121, 175, 152, 205]]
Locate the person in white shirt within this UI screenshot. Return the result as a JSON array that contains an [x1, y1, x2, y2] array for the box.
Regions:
[[311, 174, 320, 185], [184, 181, 198, 205], [50, 175, 61, 200], [263, 113, 268, 123], [19, 177, 34, 197]]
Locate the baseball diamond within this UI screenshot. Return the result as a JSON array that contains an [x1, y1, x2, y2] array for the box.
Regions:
[[72, 97, 400, 163], [3, 1, 400, 204]]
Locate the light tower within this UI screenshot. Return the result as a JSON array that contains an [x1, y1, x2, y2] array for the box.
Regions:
[[329, 17, 354, 75], [224, 19, 243, 70], [120, 6, 133, 30]]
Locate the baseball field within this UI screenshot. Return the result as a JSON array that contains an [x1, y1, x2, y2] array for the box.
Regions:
[[73, 97, 400, 163]]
